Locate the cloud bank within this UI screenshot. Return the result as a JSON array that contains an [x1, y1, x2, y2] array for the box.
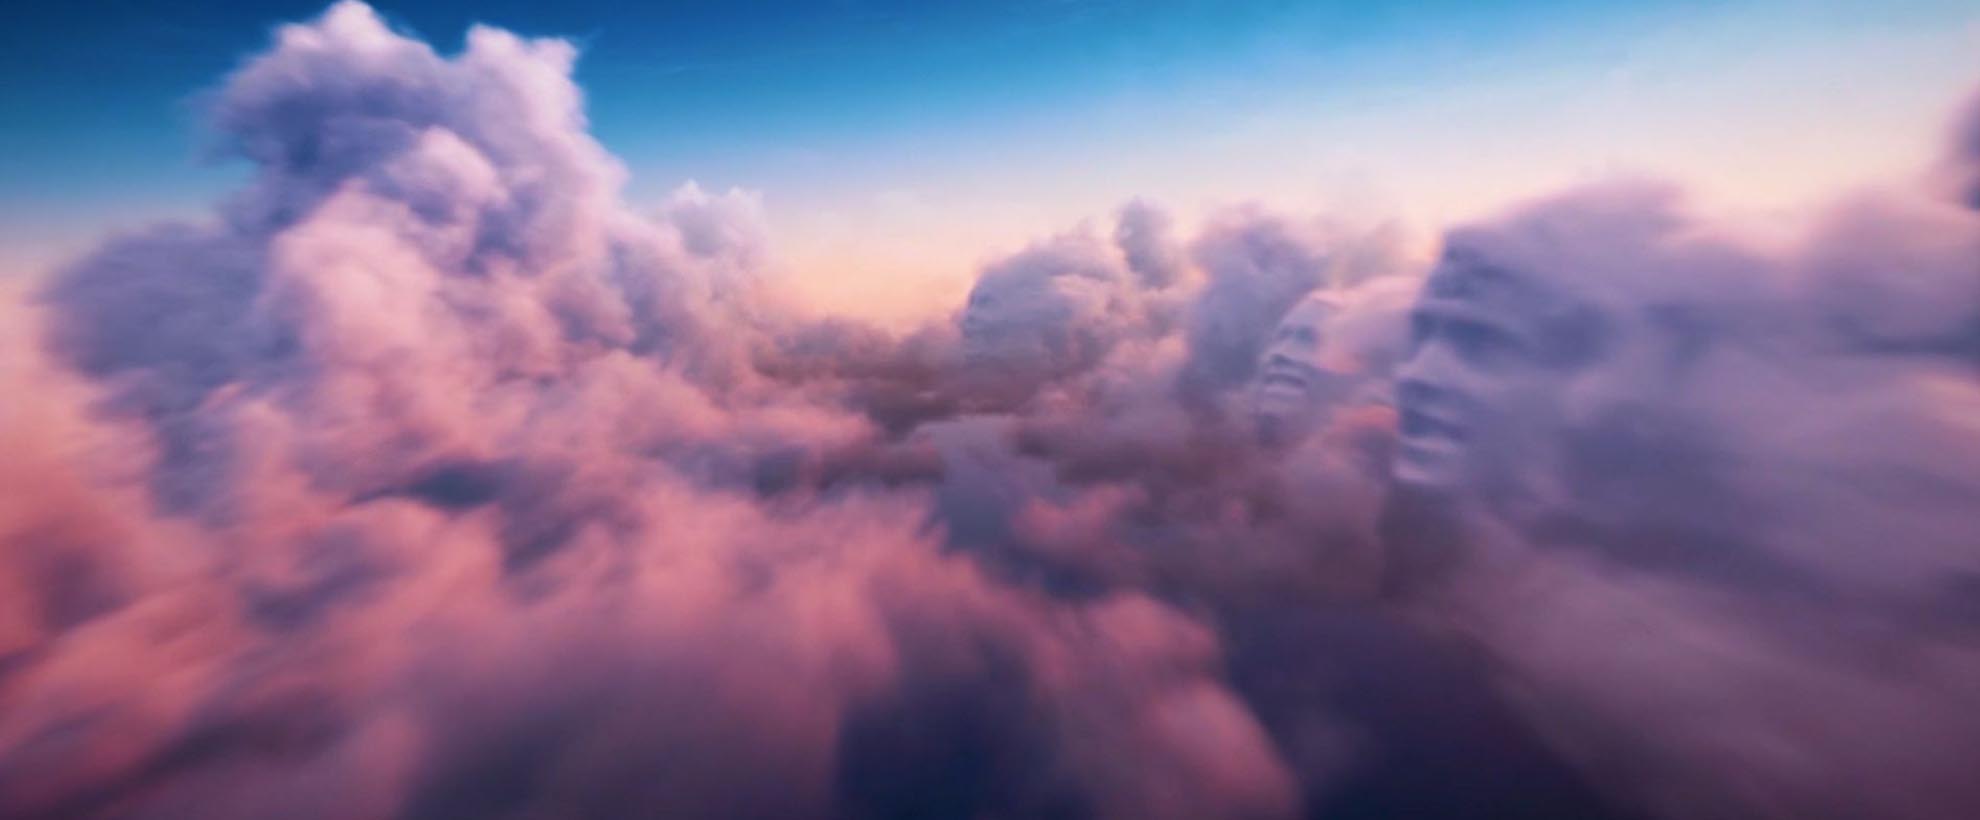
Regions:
[[3, 3, 1979, 819]]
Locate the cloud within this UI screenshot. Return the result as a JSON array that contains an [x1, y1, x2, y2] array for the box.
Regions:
[[1383, 177, 1980, 817], [8, 2, 1980, 819], [1175, 211, 1407, 408], [1114, 199, 1186, 290], [0, 5, 1305, 818], [1939, 86, 1980, 209]]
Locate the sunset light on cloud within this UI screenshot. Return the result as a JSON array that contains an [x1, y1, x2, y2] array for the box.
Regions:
[[4, 1, 1980, 818]]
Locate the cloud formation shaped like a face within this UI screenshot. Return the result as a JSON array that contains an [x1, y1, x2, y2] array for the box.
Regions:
[[1384, 180, 1980, 818]]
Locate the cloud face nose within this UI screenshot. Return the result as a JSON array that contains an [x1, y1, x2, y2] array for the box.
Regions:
[[1396, 337, 1463, 397]]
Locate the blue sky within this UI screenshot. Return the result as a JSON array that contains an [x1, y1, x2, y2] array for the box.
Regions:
[[4, 0, 1978, 316], [0, 2, 1631, 204]]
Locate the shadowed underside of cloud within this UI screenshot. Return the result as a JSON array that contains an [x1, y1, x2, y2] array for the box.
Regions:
[[4, 2, 1980, 819]]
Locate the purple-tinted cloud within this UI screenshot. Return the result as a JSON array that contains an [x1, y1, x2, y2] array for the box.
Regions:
[[8, 3, 1980, 819]]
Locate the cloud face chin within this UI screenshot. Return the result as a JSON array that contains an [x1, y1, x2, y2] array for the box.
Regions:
[[9, 3, 1980, 820]]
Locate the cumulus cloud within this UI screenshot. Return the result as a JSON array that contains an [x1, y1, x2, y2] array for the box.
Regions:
[[8, 2, 1980, 819], [956, 231, 1143, 402], [1382, 179, 1980, 817], [1114, 199, 1186, 290], [0, 5, 1308, 818], [1175, 211, 1407, 409]]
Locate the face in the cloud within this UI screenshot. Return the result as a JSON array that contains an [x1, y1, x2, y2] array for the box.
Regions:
[[1392, 249, 1596, 495], [1251, 296, 1348, 443], [959, 265, 1115, 391], [960, 280, 1066, 371]]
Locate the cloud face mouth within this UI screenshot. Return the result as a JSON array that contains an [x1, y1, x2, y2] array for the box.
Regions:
[[1398, 406, 1463, 443], [1253, 361, 1319, 417], [1393, 408, 1466, 488], [1257, 361, 1314, 393]]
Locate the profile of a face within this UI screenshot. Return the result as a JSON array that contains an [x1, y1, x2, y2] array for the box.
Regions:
[[959, 264, 1114, 385], [1392, 248, 1596, 495], [961, 281, 1069, 369], [1250, 295, 1348, 443]]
